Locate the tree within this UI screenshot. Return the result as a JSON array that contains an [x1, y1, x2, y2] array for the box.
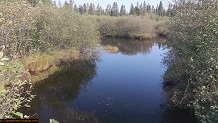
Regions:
[[111, 2, 119, 16], [120, 5, 126, 16], [158, 1, 164, 16], [166, 3, 173, 17], [152, 5, 155, 14], [143, 1, 146, 15], [79, 5, 84, 14], [129, 4, 135, 15], [105, 4, 111, 15], [96, 4, 103, 16], [69, 0, 74, 9], [88, 3, 95, 15], [74, 4, 78, 12], [146, 4, 151, 13], [83, 3, 87, 14], [139, 3, 144, 15], [134, 2, 140, 16], [63, 1, 70, 8]]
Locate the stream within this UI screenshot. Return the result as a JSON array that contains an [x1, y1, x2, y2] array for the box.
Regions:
[[19, 38, 197, 123]]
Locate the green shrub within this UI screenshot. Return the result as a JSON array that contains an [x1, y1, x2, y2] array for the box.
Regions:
[[97, 15, 168, 39], [0, 1, 99, 58], [164, 0, 218, 122], [0, 52, 34, 119]]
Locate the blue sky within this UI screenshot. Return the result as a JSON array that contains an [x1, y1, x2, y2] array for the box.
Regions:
[[58, 0, 169, 10]]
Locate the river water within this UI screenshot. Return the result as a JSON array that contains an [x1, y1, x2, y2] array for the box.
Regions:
[[20, 38, 197, 123]]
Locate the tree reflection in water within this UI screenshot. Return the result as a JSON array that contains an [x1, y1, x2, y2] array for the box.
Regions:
[[19, 59, 99, 123], [100, 37, 166, 56]]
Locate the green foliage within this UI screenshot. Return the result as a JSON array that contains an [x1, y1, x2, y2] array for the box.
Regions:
[[0, 1, 98, 58], [111, 2, 119, 16], [0, 0, 99, 120], [97, 15, 169, 39], [164, 0, 218, 122], [0, 56, 34, 118], [157, 1, 164, 16]]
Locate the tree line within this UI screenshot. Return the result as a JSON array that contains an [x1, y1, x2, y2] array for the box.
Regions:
[[51, 0, 173, 17]]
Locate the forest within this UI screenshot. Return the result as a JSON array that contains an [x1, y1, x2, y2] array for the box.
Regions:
[[0, 0, 217, 123]]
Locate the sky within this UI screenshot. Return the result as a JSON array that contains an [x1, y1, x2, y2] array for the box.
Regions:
[[58, 0, 170, 11]]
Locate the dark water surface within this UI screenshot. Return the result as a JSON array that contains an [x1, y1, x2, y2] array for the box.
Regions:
[[20, 38, 197, 123]]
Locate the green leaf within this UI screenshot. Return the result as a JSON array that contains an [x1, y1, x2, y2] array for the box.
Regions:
[[50, 119, 59, 123], [13, 112, 23, 119]]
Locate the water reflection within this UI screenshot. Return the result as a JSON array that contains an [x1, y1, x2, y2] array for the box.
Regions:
[[100, 37, 166, 56], [19, 60, 99, 123], [19, 38, 197, 123]]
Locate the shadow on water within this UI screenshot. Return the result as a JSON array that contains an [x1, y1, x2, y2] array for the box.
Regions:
[[19, 59, 100, 123]]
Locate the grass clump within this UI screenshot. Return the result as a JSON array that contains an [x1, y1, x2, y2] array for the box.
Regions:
[[103, 45, 119, 53]]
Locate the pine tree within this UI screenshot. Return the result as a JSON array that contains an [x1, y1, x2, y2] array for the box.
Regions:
[[143, 1, 146, 15], [134, 2, 140, 16], [152, 5, 155, 14], [96, 4, 103, 16], [83, 3, 87, 14], [105, 4, 111, 16], [139, 3, 144, 15], [88, 3, 95, 15], [158, 1, 164, 16], [69, 0, 74, 9], [147, 4, 151, 13], [74, 4, 78, 12], [79, 5, 84, 14], [129, 4, 135, 15], [120, 5, 126, 16], [63, 1, 70, 8], [166, 3, 172, 17], [111, 2, 119, 16]]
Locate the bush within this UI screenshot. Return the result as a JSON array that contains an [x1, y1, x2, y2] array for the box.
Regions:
[[164, 0, 218, 122], [0, 1, 99, 58], [97, 15, 168, 39], [0, 52, 34, 119]]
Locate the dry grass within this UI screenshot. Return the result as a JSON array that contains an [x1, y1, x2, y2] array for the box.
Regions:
[[133, 33, 153, 40], [22, 48, 80, 73], [103, 45, 119, 53]]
